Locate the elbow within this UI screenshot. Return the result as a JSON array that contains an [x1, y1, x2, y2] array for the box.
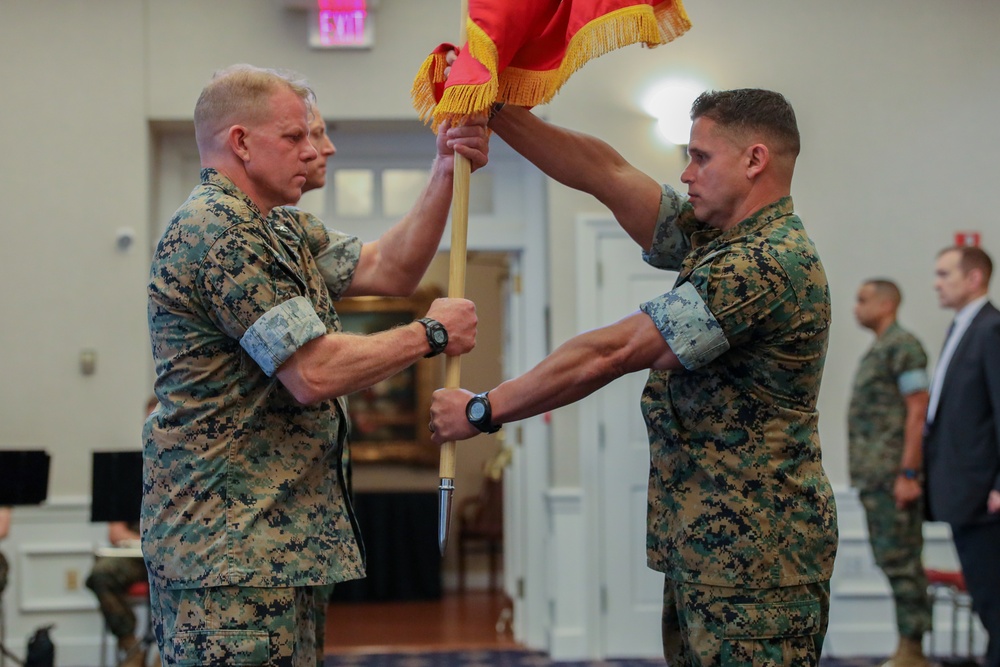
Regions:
[[390, 270, 422, 297], [368, 271, 422, 299], [286, 382, 323, 406], [394, 281, 420, 298], [585, 352, 629, 387], [289, 385, 324, 406], [278, 363, 329, 406]]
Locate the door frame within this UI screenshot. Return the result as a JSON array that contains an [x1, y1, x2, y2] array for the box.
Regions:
[[575, 215, 619, 657]]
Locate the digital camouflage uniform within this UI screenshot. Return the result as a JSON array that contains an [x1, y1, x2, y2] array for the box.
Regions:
[[639, 185, 838, 666], [143, 169, 365, 667], [848, 321, 932, 640], [86, 521, 149, 639]]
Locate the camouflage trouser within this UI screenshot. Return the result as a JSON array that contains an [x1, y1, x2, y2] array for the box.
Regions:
[[0, 550, 8, 596], [312, 584, 335, 667], [859, 486, 932, 639], [662, 576, 830, 666], [85, 556, 149, 638], [150, 583, 322, 667]]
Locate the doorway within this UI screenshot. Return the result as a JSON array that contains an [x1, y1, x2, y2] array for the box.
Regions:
[[577, 217, 677, 657]]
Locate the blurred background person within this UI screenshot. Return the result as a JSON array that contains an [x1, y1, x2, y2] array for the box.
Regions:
[[848, 279, 931, 667]]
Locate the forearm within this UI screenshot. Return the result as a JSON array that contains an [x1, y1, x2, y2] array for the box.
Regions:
[[900, 397, 927, 470], [108, 521, 139, 545], [491, 106, 662, 249], [490, 312, 679, 423], [277, 323, 431, 404], [894, 390, 929, 507], [491, 106, 624, 196], [490, 339, 623, 424], [345, 158, 453, 297]]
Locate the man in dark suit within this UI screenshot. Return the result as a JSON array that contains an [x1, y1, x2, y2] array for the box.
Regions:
[[924, 245, 1000, 667]]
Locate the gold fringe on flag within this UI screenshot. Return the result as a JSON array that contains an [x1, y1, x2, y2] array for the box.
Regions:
[[411, 0, 692, 129]]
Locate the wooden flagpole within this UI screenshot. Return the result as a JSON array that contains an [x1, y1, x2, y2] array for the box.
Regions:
[[437, 0, 471, 556]]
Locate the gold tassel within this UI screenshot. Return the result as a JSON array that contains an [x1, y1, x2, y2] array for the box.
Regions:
[[499, 1, 692, 109], [432, 18, 501, 127], [413, 0, 692, 126], [410, 50, 452, 125]]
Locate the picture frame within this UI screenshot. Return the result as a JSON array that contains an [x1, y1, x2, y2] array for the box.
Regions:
[[336, 286, 442, 466]]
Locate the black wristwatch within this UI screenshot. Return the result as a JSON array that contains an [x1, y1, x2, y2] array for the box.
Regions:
[[466, 392, 502, 434], [416, 317, 448, 357]]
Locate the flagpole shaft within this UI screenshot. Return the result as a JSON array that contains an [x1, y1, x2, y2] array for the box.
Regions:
[[439, 0, 471, 555], [441, 153, 470, 481]]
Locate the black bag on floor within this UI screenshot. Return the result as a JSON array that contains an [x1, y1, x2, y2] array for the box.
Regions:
[[24, 625, 54, 667]]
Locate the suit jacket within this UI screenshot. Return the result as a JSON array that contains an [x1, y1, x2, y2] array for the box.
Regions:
[[924, 300, 1000, 526]]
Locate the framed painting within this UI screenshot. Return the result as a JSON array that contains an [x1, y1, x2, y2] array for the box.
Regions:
[[336, 286, 442, 466]]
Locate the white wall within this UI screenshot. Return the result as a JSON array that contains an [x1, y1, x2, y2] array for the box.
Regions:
[[2, 0, 1000, 659], [3, 0, 998, 499], [539, 1, 1000, 485], [0, 1, 152, 496]]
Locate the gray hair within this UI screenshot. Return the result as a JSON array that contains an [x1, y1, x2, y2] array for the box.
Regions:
[[194, 64, 314, 151]]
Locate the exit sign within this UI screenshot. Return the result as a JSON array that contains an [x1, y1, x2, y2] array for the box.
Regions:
[[309, 0, 373, 49], [955, 231, 981, 247]]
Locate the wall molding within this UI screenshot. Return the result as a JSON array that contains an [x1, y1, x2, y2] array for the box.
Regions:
[[544, 487, 586, 660], [825, 486, 987, 658]]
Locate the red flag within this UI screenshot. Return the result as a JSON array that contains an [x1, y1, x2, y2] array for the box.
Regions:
[[412, 0, 692, 127]]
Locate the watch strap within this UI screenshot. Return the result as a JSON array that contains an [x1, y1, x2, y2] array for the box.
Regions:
[[467, 392, 502, 434], [416, 317, 447, 358]]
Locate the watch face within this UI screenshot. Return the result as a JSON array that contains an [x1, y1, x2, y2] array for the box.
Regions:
[[468, 400, 487, 421], [432, 329, 447, 345]]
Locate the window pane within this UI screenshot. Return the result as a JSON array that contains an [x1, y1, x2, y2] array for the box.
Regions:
[[382, 169, 428, 217], [467, 171, 494, 216], [334, 169, 374, 217]]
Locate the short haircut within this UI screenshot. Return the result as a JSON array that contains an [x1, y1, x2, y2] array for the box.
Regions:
[[690, 88, 800, 158], [194, 64, 313, 151], [863, 278, 902, 307], [939, 245, 994, 285]]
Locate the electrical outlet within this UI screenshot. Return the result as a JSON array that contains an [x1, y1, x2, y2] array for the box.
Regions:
[[66, 569, 79, 591]]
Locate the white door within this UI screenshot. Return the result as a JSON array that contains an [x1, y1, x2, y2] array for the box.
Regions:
[[593, 226, 677, 657]]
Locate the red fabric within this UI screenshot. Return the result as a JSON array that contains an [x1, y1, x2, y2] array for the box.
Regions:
[[412, 0, 691, 126], [925, 568, 967, 591], [125, 580, 151, 598]]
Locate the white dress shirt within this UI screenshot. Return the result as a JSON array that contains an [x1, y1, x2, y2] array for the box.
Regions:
[[926, 295, 989, 423]]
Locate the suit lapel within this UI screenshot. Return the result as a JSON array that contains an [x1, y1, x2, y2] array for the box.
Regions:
[[938, 301, 998, 409]]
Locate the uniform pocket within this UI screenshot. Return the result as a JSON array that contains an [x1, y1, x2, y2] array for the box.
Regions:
[[168, 629, 271, 666], [720, 599, 820, 666]]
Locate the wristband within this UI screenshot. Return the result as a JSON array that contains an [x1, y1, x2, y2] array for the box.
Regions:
[[488, 102, 505, 121]]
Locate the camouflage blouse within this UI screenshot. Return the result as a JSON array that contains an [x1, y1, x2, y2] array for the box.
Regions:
[[142, 169, 365, 589], [847, 321, 929, 490], [638, 185, 838, 588]]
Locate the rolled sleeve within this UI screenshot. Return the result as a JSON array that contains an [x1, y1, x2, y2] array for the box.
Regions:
[[240, 296, 327, 377], [314, 235, 363, 298], [898, 368, 930, 395], [642, 185, 692, 271], [270, 207, 362, 298], [640, 282, 730, 370]]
